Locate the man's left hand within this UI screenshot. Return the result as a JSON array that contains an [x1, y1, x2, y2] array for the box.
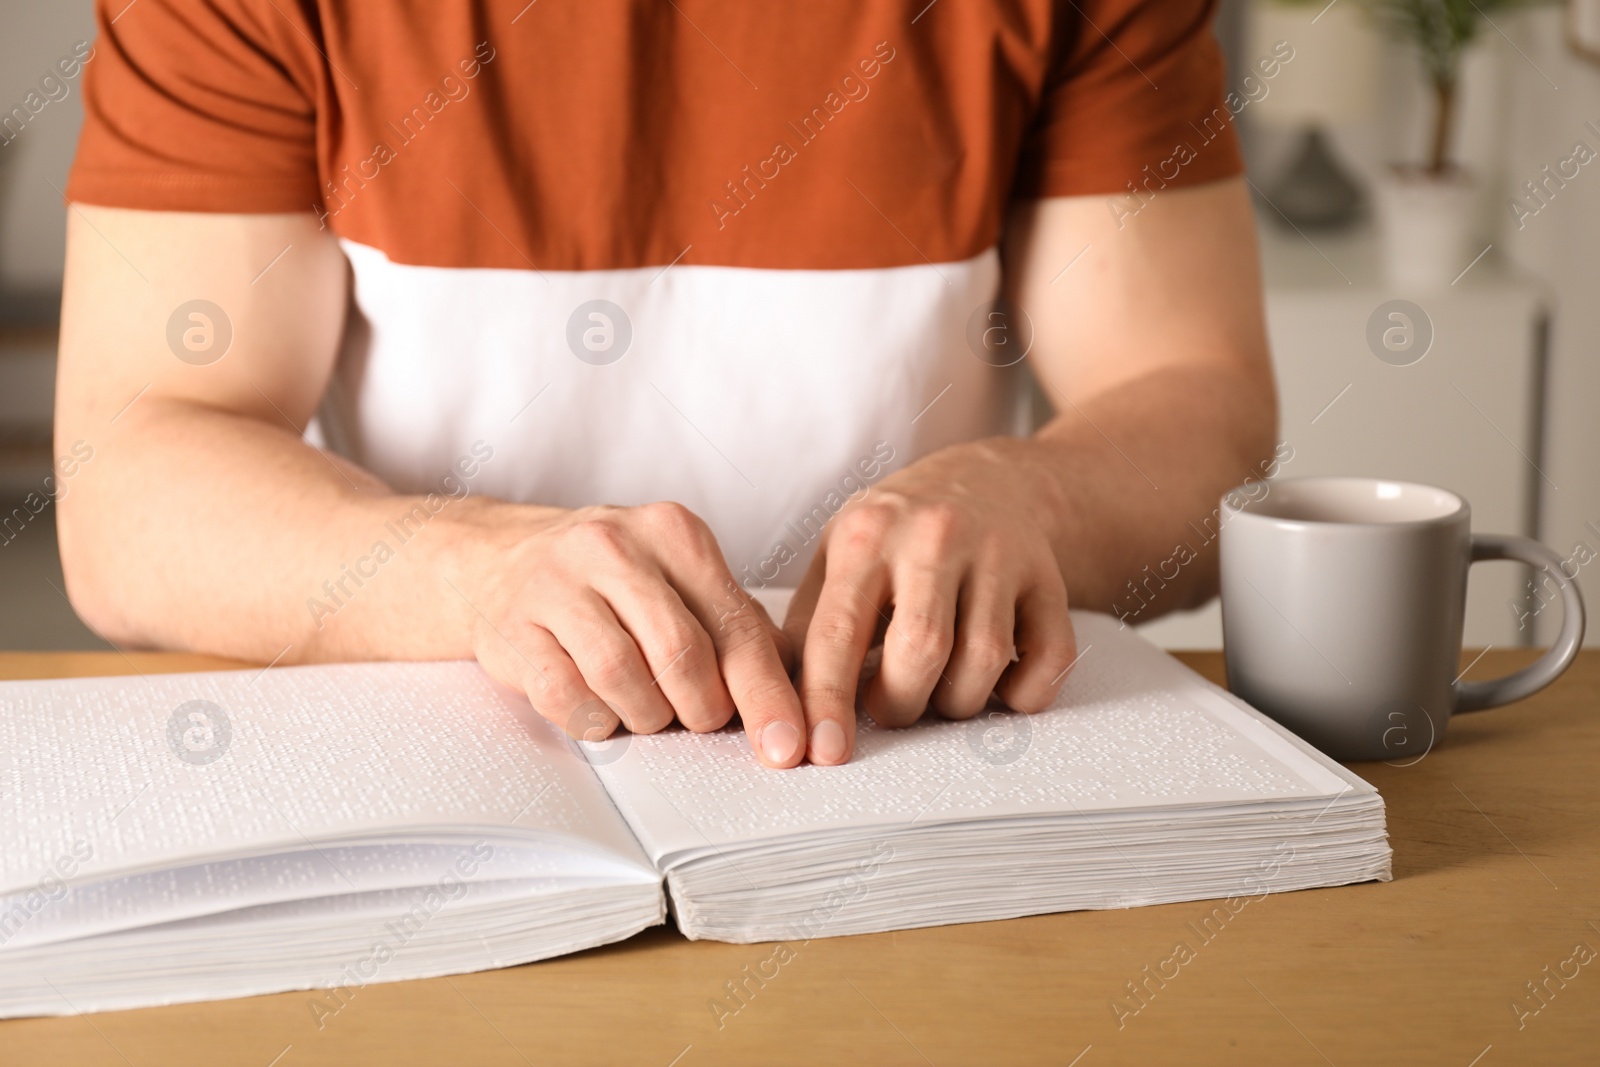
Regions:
[[782, 438, 1079, 766]]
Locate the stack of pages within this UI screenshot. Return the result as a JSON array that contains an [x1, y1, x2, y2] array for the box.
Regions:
[[0, 603, 1390, 1017]]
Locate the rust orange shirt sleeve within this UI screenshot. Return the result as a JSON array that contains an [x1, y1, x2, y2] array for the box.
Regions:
[[66, 0, 324, 213], [64, 1, 1242, 245], [1014, 0, 1243, 199]]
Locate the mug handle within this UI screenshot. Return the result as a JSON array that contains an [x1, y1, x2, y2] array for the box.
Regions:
[[1454, 534, 1586, 713]]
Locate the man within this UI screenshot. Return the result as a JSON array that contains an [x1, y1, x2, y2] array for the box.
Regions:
[[56, 0, 1275, 769]]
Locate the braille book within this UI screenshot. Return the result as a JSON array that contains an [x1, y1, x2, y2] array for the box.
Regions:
[[0, 597, 1389, 1017]]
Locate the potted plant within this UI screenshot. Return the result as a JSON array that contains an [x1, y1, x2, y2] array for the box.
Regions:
[[1362, 0, 1540, 288]]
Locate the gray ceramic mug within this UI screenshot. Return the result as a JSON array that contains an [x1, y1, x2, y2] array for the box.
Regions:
[[1220, 477, 1585, 762]]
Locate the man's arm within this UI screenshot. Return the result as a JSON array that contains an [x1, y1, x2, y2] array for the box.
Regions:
[[55, 207, 809, 767], [782, 177, 1277, 761], [1006, 177, 1279, 611]]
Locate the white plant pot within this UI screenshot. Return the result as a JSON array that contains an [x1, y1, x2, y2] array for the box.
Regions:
[[1372, 170, 1481, 290]]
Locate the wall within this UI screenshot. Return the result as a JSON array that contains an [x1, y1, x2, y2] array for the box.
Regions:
[[1500, 12, 1600, 646], [1232, 3, 1600, 647], [0, 0, 94, 303]]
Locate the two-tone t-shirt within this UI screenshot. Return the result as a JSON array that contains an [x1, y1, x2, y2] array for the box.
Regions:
[[68, 0, 1242, 587]]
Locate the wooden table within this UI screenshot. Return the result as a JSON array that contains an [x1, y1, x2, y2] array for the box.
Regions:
[[3, 649, 1597, 1066]]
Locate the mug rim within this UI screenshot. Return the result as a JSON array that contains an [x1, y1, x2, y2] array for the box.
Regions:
[[1221, 475, 1469, 531]]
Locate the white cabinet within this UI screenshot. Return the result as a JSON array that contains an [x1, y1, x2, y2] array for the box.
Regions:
[[1137, 217, 1547, 650]]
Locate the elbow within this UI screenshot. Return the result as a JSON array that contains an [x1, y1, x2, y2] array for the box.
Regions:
[[56, 495, 144, 648], [1179, 357, 1280, 512], [1173, 364, 1280, 615], [1232, 357, 1280, 481]]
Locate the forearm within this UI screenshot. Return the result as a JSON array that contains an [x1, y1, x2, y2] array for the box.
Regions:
[[1025, 359, 1278, 618], [993, 180, 1278, 620], [57, 397, 549, 662]]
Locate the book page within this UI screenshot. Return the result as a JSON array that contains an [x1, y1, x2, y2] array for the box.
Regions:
[[0, 661, 653, 897], [585, 607, 1371, 866]]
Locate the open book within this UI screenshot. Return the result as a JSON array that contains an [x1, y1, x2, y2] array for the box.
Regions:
[[0, 594, 1389, 1017]]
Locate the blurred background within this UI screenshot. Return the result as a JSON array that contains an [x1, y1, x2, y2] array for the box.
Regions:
[[0, 0, 1597, 651]]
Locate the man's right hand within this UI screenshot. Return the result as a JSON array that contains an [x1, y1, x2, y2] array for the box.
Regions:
[[55, 207, 807, 768], [464, 502, 807, 768]]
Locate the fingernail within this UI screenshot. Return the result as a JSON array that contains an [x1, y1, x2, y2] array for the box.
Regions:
[[810, 720, 848, 765], [759, 720, 800, 765]]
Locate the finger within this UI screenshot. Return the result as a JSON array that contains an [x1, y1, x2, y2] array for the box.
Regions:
[[553, 592, 678, 734], [799, 559, 889, 764], [624, 502, 800, 764], [931, 575, 1017, 720], [996, 577, 1077, 713], [780, 552, 828, 672], [638, 501, 805, 768], [684, 577, 807, 768], [593, 566, 734, 733], [475, 620, 617, 740], [746, 593, 796, 675], [863, 562, 957, 728]]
